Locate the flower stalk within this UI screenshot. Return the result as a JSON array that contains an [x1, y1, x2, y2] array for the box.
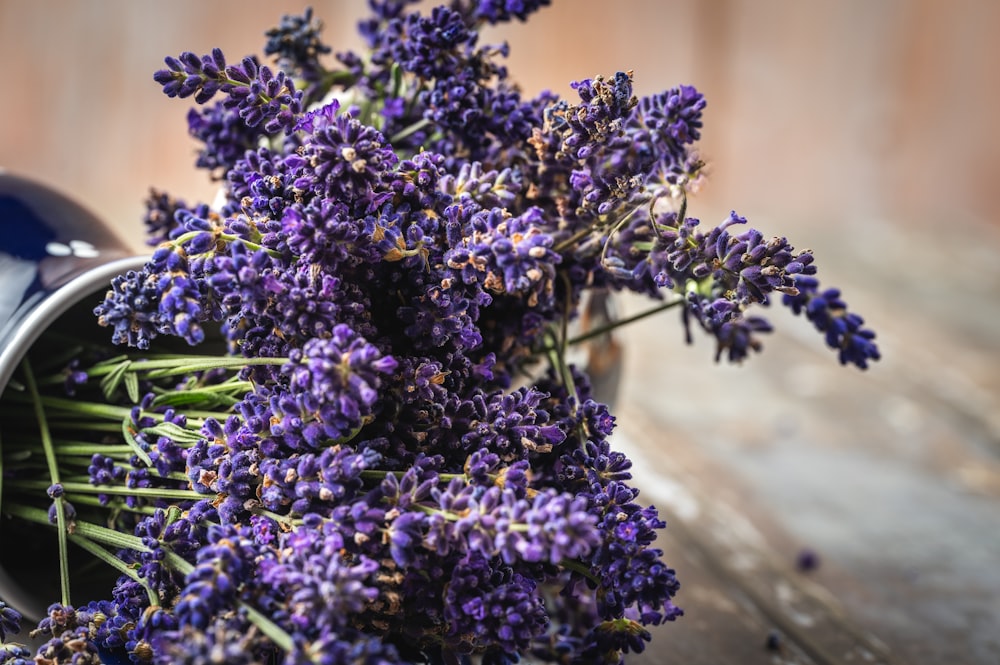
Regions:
[[22, 358, 72, 607]]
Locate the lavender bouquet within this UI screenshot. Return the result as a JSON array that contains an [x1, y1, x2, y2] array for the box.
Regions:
[[0, 2, 879, 664]]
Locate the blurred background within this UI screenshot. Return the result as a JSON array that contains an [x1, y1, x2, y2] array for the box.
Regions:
[[2, 0, 999, 242], [2, 1, 999, 663]]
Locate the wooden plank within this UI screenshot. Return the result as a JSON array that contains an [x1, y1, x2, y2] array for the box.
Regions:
[[617, 406, 893, 665], [602, 215, 1000, 664]]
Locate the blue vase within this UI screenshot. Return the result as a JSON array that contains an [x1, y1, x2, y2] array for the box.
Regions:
[[0, 171, 146, 397], [0, 171, 146, 623]]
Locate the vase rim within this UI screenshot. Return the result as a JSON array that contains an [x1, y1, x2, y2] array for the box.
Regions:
[[0, 255, 148, 397]]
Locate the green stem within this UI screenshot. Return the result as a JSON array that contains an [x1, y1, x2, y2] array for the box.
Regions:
[[68, 534, 159, 606], [165, 227, 282, 260], [240, 603, 296, 652], [61, 493, 158, 516], [43, 421, 123, 433], [121, 417, 155, 468], [389, 117, 431, 144], [68, 516, 151, 553], [6, 480, 203, 501], [4, 393, 217, 430], [41, 443, 136, 456], [5, 503, 150, 553], [599, 204, 645, 268], [141, 356, 285, 380], [558, 274, 572, 361], [248, 506, 299, 528], [544, 330, 578, 410], [217, 233, 284, 258], [567, 297, 684, 346], [358, 469, 466, 483], [22, 357, 72, 606], [7, 503, 293, 650], [560, 557, 600, 584], [6, 393, 133, 420], [82, 355, 285, 380], [553, 198, 648, 254]]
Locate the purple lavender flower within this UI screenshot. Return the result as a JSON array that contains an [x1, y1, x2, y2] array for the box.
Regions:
[[95, 240, 221, 348], [578, 617, 653, 661], [386, 151, 452, 211], [526, 71, 640, 223], [264, 7, 331, 89], [174, 525, 260, 630], [221, 256, 374, 362], [126, 507, 211, 600], [259, 445, 380, 516], [271, 326, 398, 448], [32, 626, 102, 665], [223, 146, 303, 219], [558, 432, 632, 489], [84, 452, 128, 502], [783, 275, 881, 368], [151, 614, 276, 665], [453, 386, 565, 462], [646, 210, 814, 301], [0, 601, 21, 642], [0, 643, 31, 665], [29, 603, 81, 641], [298, 107, 398, 205], [393, 7, 473, 81], [358, 0, 422, 49], [286, 631, 402, 665], [585, 481, 682, 626], [395, 276, 486, 354], [259, 520, 380, 635], [142, 188, 187, 246], [94, 269, 168, 349], [154, 49, 303, 133], [429, 481, 601, 565], [444, 553, 548, 653], [545, 72, 637, 163], [445, 207, 561, 307], [36, 4, 891, 662], [440, 162, 523, 210], [683, 293, 775, 363], [380, 462, 440, 510], [187, 101, 266, 176], [424, 75, 541, 161], [454, 0, 552, 24], [208, 240, 277, 317], [47, 498, 76, 525], [625, 85, 706, 187]]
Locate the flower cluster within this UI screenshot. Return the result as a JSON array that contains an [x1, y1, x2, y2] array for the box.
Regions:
[[0, 3, 878, 665]]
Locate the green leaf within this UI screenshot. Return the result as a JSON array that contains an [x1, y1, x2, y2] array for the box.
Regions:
[[142, 421, 205, 445], [121, 418, 154, 468], [124, 370, 140, 403], [100, 360, 130, 401], [391, 61, 403, 98]]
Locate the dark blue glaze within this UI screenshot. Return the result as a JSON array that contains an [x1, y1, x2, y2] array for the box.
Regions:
[[0, 172, 135, 345], [0, 173, 147, 624]]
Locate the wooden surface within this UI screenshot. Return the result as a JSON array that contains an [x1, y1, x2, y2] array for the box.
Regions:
[[608, 215, 1000, 664]]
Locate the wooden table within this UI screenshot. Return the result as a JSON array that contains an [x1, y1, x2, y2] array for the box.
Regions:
[[610, 216, 1000, 664]]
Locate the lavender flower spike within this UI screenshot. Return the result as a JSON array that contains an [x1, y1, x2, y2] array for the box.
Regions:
[[154, 48, 304, 133], [271, 325, 399, 448], [0, 601, 21, 642], [784, 275, 881, 368]]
